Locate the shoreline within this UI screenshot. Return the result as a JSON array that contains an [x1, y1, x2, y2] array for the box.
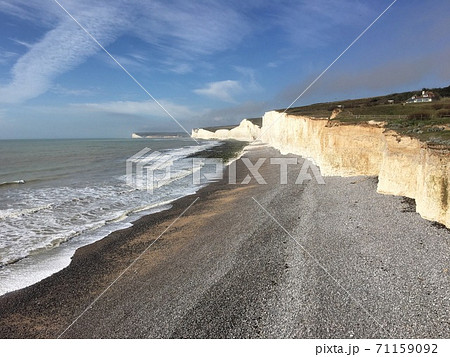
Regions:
[[0, 139, 245, 297], [1, 144, 449, 338], [0, 143, 257, 338]]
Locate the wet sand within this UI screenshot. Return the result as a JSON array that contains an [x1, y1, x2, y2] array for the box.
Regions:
[[0, 143, 449, 338]]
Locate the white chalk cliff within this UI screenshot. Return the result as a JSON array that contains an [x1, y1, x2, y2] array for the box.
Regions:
[[193, 111, 450, 228], [192, 119, 261, 141]]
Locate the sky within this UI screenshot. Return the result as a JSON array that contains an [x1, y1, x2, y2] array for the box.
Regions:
[[0, 0, 449, 139]]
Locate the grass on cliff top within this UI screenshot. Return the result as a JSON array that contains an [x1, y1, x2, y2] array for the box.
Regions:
[[334, 100, 450, 146], [278, 86, 450, 147]]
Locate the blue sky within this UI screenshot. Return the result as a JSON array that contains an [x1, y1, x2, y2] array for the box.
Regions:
[[0, 0, 449, 139]]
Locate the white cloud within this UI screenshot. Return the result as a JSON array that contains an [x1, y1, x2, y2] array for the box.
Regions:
[[129, 53, 147, 62], [131, 1, 250, 56], [51, 84, 96, 97], [0, 0, 415, 108], [194, 80, 242, 102], [104, 54, 148, 72], [10, 38, 33, 49], [0, 1, 128, 103], [233, 66, 261, 92], [75, 99, 198, 119], [0, 0, 60, 26], [0, 0, 252, 104], [194, 67, 261, 103], [0, 49, 18, 65], [168, 63, 193, 74]]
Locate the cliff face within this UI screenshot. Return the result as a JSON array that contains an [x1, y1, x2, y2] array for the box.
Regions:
[[377, 133, 449, 227], [192, 119, 261, 141], [192, 111, 449, 227], [260, 111, 385, 176], [260, 111, 450, 228]]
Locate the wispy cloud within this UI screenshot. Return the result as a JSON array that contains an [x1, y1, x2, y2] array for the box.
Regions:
[[233, 66, 261, 92], [75, 99, 198, 119], [275, 0, 373, 47], [1, 0, 446, 116], [131, 1, 250, 56], [194, 80, 242, 102], [194, 66, 262, 103], [103, 53, 149, 73], [9, 38, 33, 49], [51, 84, 96, 97], [167, 63, 193, 75], [0, 49, 18, 65], [0, 0, 60, 26], [0, 1, 127, 103], [0, 0, 252, 104]]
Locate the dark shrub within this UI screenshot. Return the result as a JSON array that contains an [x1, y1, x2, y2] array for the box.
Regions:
[[437, 109, 450, 118], [407, 112, 431, 120]]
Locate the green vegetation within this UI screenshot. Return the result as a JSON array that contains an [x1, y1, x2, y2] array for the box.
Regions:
[[278, 85, 450, 146], [187, 140, 248, 163], [247, 117, 263, 127], [203, 124, 239, 131]]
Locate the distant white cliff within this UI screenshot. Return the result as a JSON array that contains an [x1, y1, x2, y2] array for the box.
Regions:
[[132, 132, 188, 139], [192, 119, 261, 141]]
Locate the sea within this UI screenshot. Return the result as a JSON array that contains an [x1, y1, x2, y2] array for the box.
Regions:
[[0, 138, 219, 296]]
